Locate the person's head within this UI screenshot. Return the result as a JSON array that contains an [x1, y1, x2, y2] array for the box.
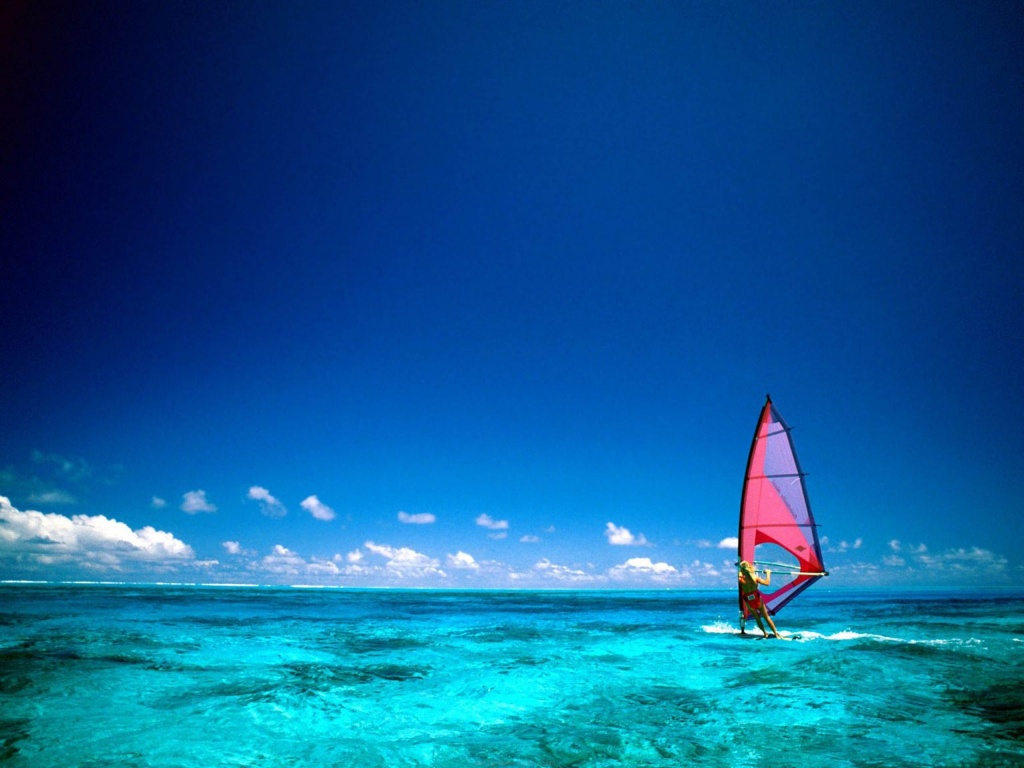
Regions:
[[738, 560, 754, 575]]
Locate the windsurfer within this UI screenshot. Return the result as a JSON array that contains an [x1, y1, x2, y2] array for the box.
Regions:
[[738, 561, 780, 638]]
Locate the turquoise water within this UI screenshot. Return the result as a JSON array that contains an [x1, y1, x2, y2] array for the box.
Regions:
[[1, 585, 1022, 767]]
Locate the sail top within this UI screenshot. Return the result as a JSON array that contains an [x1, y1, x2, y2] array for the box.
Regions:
[[738, 396, 826, 615]]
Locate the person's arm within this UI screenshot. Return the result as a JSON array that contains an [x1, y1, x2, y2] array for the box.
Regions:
[[757, 570, 772, 587]]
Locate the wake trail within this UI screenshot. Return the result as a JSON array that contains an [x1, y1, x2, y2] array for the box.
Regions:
[[701, 621, 978, 646]]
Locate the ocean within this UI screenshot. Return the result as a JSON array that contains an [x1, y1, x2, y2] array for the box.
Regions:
[[1, 584, 1021, 767]]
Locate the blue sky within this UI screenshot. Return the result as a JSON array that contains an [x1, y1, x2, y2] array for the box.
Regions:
[[2, 1, 1022, 589]]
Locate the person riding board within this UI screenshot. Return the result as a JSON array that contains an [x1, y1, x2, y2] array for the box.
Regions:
[[738, 561, 780, 638]]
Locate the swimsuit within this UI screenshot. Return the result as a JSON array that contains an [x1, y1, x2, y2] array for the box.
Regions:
[[742, 590, 763, 612]]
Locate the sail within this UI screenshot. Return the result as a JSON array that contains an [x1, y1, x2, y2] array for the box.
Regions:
[[738, 395, 826, 616]]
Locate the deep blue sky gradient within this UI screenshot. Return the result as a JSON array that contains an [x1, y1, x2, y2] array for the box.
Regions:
[[2, 1, 1022, 587]]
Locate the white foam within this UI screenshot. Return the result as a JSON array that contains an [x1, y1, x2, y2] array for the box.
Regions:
[[701, 621, 741, 635], [699, 623, 969, 646]]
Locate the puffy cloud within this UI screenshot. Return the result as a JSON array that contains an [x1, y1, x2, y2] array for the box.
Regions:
[[447, 551, 479, 570], [604, 522, 649, 546], [300, 495, 335, 521], [520, 535, 540, 543], [235, 546, 353, 582], [181, 490, 216, 514], [532, 558, 598, 584], [364, 541, 441, 571], [476, 513, 508, 530], [306, 556, 343, 576], [151, 496, 167, 509], [356, 542, 447, 579], [0, 495, 196, 572], [260, 544, 307, 575], [398, 511, 436, 525], [222, 541, 255, 557], [346, 549, 364, 564], [248, 486, 287, 518], [608, 557, 678, 580], [717, 537, 738, 549]]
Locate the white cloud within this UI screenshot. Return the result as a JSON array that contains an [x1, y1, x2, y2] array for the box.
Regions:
[[532, 558, 598, 584], [889, 540, 926, 555], [222, 540, 256, 557], [300, 495, 335, 522], [346, 549, 364, 564], [604, 522, 649, 546], [873, 540, 1009, 583], [520, 534, 540, 543], [717, 537, 738, 549], [306, 556, 342, 576], [447, 551, 479, 570], [476, 513, 508, 530], [260, 544, 307, 575], [916, 546, 1005, 572], [248, 486, 287, 518], [823, 536, 863, 553], [608, 557, 680, 583], [151, 496, 167, 509], [0, 495, 196, 572], [398, 511, 436, 525], [364, 541, 443, 576], [680, 559, 723, 581], [612, 557, 677, 575], [181, 490, 216, 514]]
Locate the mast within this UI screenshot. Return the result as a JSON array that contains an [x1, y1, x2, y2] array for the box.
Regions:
[[737, 395, 773, 629]]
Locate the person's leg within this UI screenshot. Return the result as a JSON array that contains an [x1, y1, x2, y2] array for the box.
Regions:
[[759, 605, 779, 637], [752, 610, 767, 637]]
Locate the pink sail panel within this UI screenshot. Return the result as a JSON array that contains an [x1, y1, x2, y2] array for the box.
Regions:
[[738, 396, 826, 616]]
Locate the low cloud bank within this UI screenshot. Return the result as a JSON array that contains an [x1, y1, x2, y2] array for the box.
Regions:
[[0, 495, 198, 573]]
